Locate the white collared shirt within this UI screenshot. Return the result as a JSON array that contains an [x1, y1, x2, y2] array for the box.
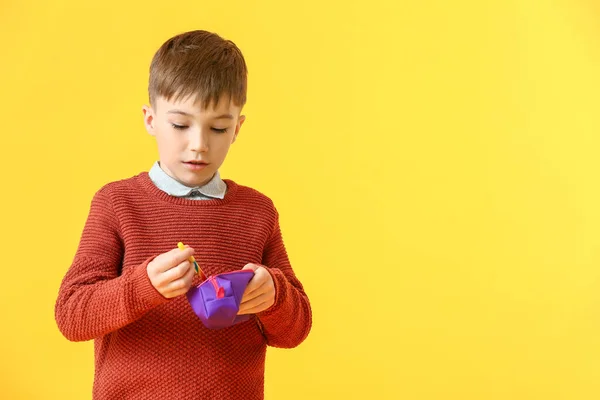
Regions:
[[148, 161, 227, 200]]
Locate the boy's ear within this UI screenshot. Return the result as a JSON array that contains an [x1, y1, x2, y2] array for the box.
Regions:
[[232, 115, 246, 144], [142, 105, 156, 136]]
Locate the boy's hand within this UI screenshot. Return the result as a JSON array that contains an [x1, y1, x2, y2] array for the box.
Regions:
[[147, 246, 196, 299], [238, 264, 275, 315]]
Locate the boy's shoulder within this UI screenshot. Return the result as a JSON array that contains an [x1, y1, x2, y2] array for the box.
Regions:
[[223, 180, 280, 217], [93, 172, 145, 198], [231, 180, 275, 203]]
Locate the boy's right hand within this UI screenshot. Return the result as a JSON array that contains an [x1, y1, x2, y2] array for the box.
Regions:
[[147, 246, 197, 299]]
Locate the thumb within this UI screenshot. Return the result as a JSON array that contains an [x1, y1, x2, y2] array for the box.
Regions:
[[242, 263, 259, 272]]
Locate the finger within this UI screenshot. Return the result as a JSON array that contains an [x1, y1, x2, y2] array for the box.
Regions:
[[243, 266, 265, 290], [238, 294, 272, 315], [241, 280, 267, 303], [183, 259, 197, 282], [243, 268, 268, 296], [239, 292, 272, 314], [164, 287, 190, 299], [156, 247, 195, 273], [239, 302, 272, 315], [163, 271, 194, 295], [242, 263, 259, 272], [167, 259, 196, 289], [160, 260, 192, 282], [169, 262, 197, 297]]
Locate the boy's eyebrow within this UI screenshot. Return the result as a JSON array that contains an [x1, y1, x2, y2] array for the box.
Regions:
[[167, 109, 234, 119]]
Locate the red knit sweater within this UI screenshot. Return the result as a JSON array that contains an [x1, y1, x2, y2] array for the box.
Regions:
[[55, 172, 312, 399]]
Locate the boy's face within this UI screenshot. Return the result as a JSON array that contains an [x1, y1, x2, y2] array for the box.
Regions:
[[142, 94, 245, 188]]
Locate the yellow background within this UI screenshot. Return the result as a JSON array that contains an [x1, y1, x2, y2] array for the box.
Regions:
[[2, 0, 600, 398]]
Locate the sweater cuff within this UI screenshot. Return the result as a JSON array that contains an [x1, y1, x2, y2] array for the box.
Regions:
[[127, 256, 170, 315]]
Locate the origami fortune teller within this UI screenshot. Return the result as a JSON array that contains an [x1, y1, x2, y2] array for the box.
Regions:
[[186, 270, 255, 329]]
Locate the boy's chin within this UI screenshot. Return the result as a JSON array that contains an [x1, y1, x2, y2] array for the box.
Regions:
[[177, 171, 212, 187]]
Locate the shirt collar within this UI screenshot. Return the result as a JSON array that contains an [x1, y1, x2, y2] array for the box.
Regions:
[[148, 161, 227, 199]]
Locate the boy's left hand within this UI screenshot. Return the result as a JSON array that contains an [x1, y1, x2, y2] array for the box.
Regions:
[[238, 264, 275, 315]]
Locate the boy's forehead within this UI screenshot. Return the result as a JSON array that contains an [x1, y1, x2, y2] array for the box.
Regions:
[[155, 94, 240, 116]]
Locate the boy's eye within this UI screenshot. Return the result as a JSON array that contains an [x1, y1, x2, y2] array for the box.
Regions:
[[212, 127, 228, 134], [171, 123, 188, 130]]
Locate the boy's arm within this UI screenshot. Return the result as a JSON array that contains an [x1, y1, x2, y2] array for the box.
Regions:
[[256, 211, 312, 348], [55, 188, 168, 342]]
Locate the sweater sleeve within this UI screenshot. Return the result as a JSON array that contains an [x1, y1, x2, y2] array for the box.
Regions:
[[256, 209, 312, 348], [55, 187, 169, 342]]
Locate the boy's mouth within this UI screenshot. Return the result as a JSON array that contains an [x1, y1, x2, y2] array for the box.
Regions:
[[184, 160, 209, 171], [186, 160, 208, 165]]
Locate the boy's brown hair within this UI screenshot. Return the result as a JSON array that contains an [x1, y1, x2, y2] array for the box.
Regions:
[[148, 30, 247, 109]]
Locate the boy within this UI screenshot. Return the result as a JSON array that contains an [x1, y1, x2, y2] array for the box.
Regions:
[[55, 30, 312, 400]]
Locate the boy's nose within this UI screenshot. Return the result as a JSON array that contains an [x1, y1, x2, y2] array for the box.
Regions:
[[189, 132, 209, 152]]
